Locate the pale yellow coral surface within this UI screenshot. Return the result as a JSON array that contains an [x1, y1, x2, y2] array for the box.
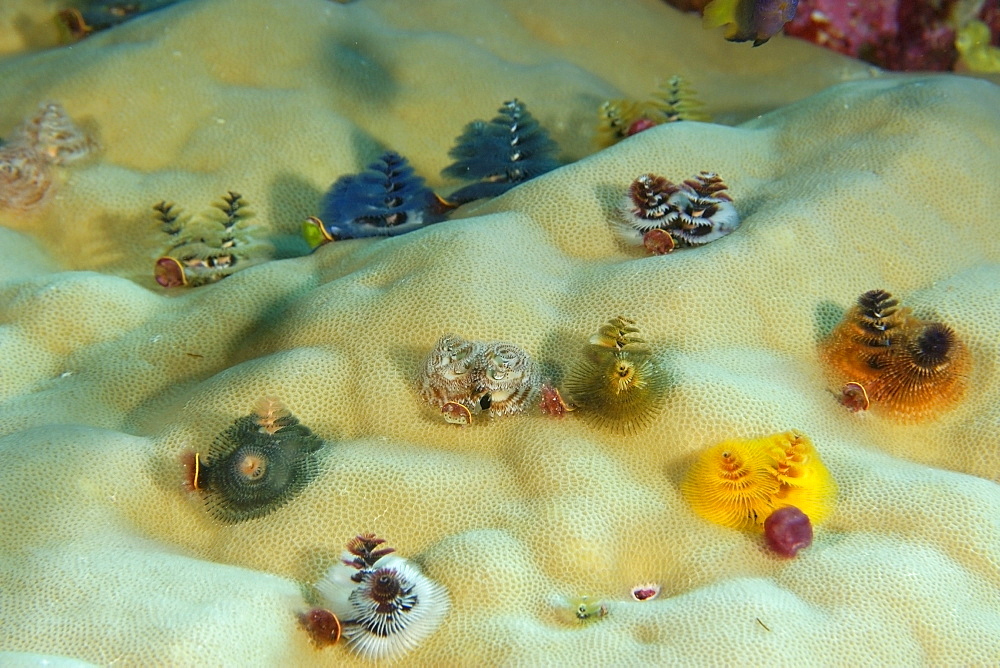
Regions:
[[1, 0, 999, 665]]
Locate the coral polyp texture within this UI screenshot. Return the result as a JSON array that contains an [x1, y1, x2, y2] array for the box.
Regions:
[[821, 289, 971, 421], [0, 0, 999, 665]]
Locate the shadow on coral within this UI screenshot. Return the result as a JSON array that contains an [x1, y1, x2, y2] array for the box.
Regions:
[[297, 544, 346, 588], [321, 37, 399, 110], [72, 210, 134, 274], [390, 342, 432, 407], [268, 171, 323, 237], [536, 326, 586, 386], [812, 300, 844, 343], [265, 172, 321, 259], [569, 91, 613, 160], [595, 181, 628, 228]]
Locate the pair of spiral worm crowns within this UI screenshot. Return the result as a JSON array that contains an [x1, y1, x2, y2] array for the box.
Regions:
[[419, 334, 542, 424], [596, 74, 709, 148], [303, 99, 560, 247], [618, 171, 741, 254], [821, 289, 970, 421], [683, 430, 837, 557], [152, 191, 273, 288]]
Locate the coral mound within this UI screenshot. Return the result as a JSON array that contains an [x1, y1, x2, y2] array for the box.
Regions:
[[0, 0, 998, 665]]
